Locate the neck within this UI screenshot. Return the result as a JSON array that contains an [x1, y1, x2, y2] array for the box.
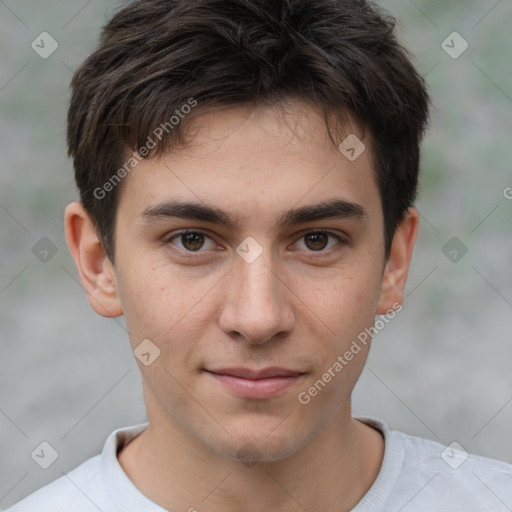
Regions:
[[118, 406, 384, 512]]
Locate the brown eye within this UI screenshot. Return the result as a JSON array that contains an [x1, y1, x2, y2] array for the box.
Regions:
[[181, 232, 205, 251], [165, 230, 217, 254], [304, 232, 329, 251], [294, 231, 345, 253]]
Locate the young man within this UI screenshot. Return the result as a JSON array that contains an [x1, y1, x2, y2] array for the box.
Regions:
[[7, 0, 512, 510]]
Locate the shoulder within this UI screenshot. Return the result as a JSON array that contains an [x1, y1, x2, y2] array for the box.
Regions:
[[4, 423, 149, 512], [356, 417, 512, 511], [392, 425, 512, 510], [4, 455, 109, 512]]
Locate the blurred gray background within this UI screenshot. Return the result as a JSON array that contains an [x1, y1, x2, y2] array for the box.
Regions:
[[1, 0, 511, 508]]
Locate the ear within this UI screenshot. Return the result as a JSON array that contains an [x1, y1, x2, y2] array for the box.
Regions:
[[64, 201, 123, 318], [376, 207, 419, 314]]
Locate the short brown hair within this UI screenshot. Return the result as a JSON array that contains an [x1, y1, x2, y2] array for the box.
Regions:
[[67, 0, 430, 261]]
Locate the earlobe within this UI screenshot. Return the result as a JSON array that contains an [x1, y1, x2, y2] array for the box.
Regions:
[[376, 207, 419, 315], [64, 201, 123, 318]]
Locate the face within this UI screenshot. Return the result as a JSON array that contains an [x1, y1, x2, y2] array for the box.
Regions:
[[68, 101, 416, 463]]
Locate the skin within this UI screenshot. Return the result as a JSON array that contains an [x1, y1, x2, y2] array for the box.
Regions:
[[65, 100, 419, 512]]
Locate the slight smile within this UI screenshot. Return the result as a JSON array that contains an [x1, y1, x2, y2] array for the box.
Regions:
[[205, 367, 307, 399]]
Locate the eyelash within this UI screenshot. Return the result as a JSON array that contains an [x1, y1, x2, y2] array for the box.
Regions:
[[163, 229, 348, 259]]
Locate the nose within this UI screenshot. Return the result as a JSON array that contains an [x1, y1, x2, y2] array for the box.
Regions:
[[218, 247, 295, 345]]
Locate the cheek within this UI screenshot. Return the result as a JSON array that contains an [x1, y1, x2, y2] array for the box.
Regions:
[[291, 259, 381, 412], [116, 262, 215, 361], [296, 281, 377, 420], [296, 259, 382, 344]]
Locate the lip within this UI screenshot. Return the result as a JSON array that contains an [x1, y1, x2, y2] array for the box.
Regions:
[[205, 367, 305, 399], [207, 367, 304, 379]]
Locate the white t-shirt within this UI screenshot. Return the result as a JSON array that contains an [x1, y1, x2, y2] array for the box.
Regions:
[[5, 417, 512, 511]]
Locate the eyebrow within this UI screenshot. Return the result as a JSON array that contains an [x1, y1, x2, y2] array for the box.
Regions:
[[141, 198, 367, 229]]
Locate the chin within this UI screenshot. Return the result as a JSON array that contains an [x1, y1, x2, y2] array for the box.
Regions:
[[206, 422, 312, 465]]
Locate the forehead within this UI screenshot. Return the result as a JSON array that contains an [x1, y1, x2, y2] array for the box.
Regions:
[[117, 101, 382, 227]]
